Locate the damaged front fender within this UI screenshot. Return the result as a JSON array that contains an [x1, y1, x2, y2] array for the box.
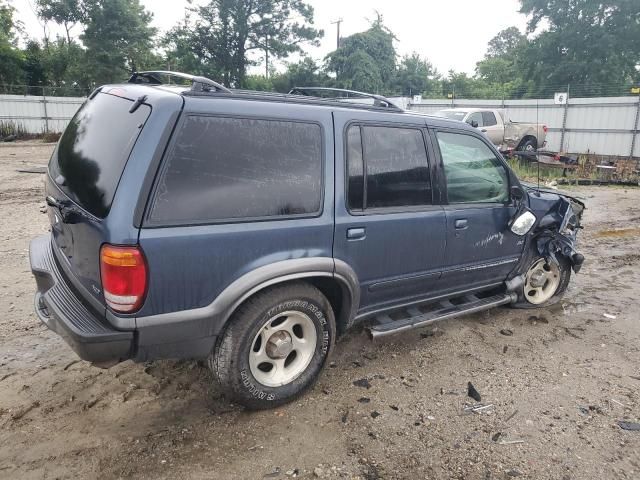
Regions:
[[527, 188, 586, 273]]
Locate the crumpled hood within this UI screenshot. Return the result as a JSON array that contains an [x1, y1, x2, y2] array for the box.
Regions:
[[521, 182, 586, 209]]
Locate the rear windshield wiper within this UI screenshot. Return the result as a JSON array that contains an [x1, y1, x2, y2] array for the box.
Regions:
[[46, 196, 93, 223]]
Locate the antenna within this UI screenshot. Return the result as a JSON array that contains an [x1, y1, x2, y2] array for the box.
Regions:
[[536, 98, 540, 193]]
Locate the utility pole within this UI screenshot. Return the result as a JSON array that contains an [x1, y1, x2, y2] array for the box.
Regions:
[[331, 18, 343, 49], [265, 34, 269, 78]]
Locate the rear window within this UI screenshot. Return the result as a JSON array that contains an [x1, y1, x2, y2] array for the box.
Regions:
[[149, 116, 323, 224], [49, 93, 150, 218]]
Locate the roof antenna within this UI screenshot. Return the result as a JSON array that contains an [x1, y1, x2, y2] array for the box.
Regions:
[[536, 98, 541, 194]]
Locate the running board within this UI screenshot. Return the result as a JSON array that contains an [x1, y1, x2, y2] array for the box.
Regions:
[[368, 292, 517, 339]]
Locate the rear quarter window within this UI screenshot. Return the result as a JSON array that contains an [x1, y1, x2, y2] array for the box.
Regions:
[[149, 116, 323, 224]]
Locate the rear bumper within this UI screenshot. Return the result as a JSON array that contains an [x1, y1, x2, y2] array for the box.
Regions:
[[30, 234, 134, 364]]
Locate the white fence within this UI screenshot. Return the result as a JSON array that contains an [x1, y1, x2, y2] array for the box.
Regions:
[[406, 96, 640, 158], [1, 92, 639, 159], [0, 94, 85, 134]]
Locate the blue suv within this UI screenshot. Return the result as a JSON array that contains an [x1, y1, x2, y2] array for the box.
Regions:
[[30, 72, 584, 409]]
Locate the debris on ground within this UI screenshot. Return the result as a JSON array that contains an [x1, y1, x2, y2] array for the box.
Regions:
[[603, 313, 617, 319], [352, 378, 371, 389], [617, 421, 640, 431], [499, 438, 526, 445], [263, 467, 281, 478], [467, 382, 482, 402], [500, 329, 514, 336], [464, 403, 494, 414]]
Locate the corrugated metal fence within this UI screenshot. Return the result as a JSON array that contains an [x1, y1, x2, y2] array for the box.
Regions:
[[0, 94, 85, 135], [405, 96, 640, 159], [1, 92, 639, 159]]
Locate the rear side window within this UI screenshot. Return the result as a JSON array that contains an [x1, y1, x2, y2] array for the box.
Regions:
[[150, 116, 323, 224], [482, 111, 497, 126], [49, 93, 150, 218], [346, 125, 432, 211]]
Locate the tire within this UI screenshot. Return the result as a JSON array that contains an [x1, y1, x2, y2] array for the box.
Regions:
[[209, 282, 336, 410], [511, 249, 571, 309], [517, 138, 537, 152]]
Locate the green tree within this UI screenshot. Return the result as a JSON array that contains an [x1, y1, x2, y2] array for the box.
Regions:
[[81, 0, 158, 84], [325, 15, 396, 93], [189, 0, 322, 87], [271, 57, 328, 92], [518, 0, 640, 95], [36, 0, 84, 45], [475, 27, 531, 98], [393, 53, 440, 97], [0, 1, 24, 86]]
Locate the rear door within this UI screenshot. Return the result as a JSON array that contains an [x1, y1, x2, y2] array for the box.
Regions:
[[333, 111, 446, 314], [46, 91, 152, 307], [480, 111, 503, 145], [432, 128, 523, 289]]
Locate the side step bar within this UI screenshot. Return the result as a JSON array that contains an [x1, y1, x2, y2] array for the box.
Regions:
[[368, 292, 517, 339]]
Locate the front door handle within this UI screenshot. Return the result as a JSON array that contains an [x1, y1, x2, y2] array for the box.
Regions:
[[455, 219, 468, 230], [481, 129, 488, 133], [347, 227, 366, 240]]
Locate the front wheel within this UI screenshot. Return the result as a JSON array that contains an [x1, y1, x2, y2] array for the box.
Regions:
[[209, 282, 336, 410], [512, 254, 571, 309]]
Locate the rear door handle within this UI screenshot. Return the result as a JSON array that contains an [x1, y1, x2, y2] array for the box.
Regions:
[[455, 219, 468, 230], [347, 227, 366, 240]]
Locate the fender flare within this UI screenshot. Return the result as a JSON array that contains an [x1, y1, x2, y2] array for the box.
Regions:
[[136, 257, 360, 336]]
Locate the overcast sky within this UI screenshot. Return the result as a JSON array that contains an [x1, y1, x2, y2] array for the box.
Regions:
[[12, 0, 528, 75]]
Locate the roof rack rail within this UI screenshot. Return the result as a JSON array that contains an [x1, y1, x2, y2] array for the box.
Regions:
[[289, 87, 403, 111], [128, 71, 231, 93]]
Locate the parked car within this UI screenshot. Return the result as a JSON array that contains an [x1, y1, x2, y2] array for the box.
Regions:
[[30, 72, 584, 410], [434, 108, 547, 152]]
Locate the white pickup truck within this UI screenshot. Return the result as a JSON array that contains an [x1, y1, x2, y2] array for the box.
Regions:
[[435, 108, 547, 152]]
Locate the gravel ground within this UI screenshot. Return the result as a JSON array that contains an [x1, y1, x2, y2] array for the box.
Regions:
[[0, 141, 639, 480]]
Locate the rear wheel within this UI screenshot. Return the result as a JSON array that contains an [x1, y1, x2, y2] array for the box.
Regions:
[[518, 138, 537, 152], [512, 253, 571, 309], [209, 282, 336, 410]]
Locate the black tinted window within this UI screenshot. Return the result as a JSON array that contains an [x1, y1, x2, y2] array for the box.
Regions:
[[466, 112, 483, 127], [346, 126, 364, 210], [150, 116, 323, 223], [482, 111, 497, 126], [49, 93, 150, 218], [362, 126, 431, 208]]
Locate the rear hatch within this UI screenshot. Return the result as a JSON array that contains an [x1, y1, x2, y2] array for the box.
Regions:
[[46, 91, 152, 310]]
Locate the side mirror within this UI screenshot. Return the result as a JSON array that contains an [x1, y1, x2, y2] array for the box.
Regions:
[[511, 185, 525, 203], [510, 210, 536, 236], [468, 120, 478, 128]]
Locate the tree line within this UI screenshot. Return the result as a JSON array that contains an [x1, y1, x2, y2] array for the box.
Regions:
[[0, 0, 638, 98]]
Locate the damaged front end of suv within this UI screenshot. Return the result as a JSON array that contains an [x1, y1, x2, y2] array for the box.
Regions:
[[525, 185, 585, 273]]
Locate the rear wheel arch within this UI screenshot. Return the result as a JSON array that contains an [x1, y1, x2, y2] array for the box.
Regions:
[[217, 262, 359, 337], [517, 135, 538, 151]]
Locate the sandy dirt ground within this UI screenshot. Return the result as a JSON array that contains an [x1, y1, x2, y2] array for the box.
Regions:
[[0, 141, 639, 480]]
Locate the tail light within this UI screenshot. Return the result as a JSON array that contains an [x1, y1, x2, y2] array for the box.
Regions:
[[543, 125, 548, 133], [100, 244, 147, 313]]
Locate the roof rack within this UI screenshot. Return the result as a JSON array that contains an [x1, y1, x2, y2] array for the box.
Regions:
[[289, 87, 403, 111], [128, 71, 231, 93]]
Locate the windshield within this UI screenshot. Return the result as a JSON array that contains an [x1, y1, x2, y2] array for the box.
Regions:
[[49, 93, 150, 218], [435, 110, 468, 121]]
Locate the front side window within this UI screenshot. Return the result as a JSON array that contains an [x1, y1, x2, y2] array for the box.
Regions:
[[150, 116, 323, 223], [436, 131, 509, 204], [346, 125, 431, 210], [466, 112, 483, 127]]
